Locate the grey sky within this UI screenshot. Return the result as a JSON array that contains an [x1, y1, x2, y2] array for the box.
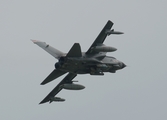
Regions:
[[1, 0, 167, 120]]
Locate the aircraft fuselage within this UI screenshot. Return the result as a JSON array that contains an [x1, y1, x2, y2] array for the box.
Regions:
[[32, 20, 126, 104], [55, 52, 126, 75]]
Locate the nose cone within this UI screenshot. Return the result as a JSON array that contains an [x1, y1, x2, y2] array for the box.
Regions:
[[122, 63, 126, 68]]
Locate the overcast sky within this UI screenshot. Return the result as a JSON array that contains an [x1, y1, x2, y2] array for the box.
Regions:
[[1, 0, 167, 120]]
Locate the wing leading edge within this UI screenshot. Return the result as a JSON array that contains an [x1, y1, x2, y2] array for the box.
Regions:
[[40, 69, 67, 85], [86, 20, 113, 55], [39, 73, 77, 104]]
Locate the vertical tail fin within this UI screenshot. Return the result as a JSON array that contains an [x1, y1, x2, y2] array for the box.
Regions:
[[66, 43, 82, 57]]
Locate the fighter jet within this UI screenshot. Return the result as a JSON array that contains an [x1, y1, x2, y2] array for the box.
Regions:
[[32, 20, 126, 104]]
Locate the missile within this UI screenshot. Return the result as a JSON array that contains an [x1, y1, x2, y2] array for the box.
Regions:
[[50, 97, 65, 102], [93, 46, 117, 52], [106, 29, 124, 35], [61, 83, 85, 90]]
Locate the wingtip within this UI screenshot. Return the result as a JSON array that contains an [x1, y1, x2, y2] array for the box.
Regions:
[[40, 82, 45, 85], [39, 102, 44, 105], [108, 20, 113, 24], [31, 39, 42, 43], [39, 100, 42, 104], [39, 100, 49, 105]]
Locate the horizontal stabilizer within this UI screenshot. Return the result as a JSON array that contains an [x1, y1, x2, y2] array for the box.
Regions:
[[66, 43, 82, 57]]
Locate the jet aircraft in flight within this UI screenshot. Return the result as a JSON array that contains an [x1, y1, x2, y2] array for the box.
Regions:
[[32, 20, 126, 104]]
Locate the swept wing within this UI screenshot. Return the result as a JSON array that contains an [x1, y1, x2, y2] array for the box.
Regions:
[[40, 69, 66, 85], [86, 20, 113, 55], [31, 40, 64, 59], [39, 73, 77, 104]]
